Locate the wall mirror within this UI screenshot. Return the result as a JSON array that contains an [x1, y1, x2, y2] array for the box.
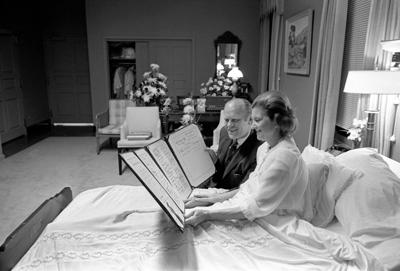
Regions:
[[214, 31, 242, 75]]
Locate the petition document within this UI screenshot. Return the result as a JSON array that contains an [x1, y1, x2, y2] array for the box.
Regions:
[[168, 124, 215, 187], [135, 148, 185, 208], [120, 152, 184, 230], [147, 139, 192, 199]]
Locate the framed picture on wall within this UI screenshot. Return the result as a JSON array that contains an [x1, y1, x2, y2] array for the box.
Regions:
[[284, 9, 313, 75]]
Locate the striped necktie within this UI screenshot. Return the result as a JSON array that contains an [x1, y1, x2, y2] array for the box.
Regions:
[[225, 140, 238, 163]]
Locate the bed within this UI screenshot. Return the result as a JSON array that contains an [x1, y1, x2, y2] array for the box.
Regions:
[[1, 147, 400, 271]]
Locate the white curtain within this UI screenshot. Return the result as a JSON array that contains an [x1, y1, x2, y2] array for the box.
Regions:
[[364, 0, 400, 156], [308, 0, 348, 150], [258, 0, 284, 93]]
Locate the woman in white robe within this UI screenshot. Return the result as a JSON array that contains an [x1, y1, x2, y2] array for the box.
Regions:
[[185, 91, 309, 226]]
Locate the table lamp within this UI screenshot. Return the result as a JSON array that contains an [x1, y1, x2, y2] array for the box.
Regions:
[[343, 70, 400, 147], [227, 66, 243, 96]]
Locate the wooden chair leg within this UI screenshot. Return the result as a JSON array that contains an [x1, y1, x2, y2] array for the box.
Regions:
[[118, 148, 122, 175], [96, 135, 101, 155]]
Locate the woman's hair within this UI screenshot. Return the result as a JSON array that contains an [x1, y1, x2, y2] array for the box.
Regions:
[[252, 91, 298, 137]]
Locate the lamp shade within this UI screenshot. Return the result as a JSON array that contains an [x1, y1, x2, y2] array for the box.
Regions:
[[343, 70, 400, 94], [381, 39, 400, 52], [227, 66, 243, 80]]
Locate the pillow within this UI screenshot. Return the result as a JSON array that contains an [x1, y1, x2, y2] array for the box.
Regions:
[[334, 148, 400, 247], [301, 145, 360, 227]]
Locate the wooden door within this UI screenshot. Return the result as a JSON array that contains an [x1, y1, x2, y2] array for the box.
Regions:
[[44, 37, 92, 123], [147, 40, 193, 98], [0, 35, 26, 143]]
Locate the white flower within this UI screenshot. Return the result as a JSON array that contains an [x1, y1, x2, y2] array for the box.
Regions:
[[183, 105, 195, 114], [347, 118, 367, 142], [135, 90, 142, 97], [148, 86, 158, 95], [347, 128, 361, 141], [222, 91, 228, 96], [142, 93, 151, 103], [181, 114, 193, 125], [159, 89, 166, 96], [183, 98, 193, 106], [352, 118, 367, 128], [163, 97, 172, 106], [150, 63, 160, 71], [147, 78, 157, 84], [200, 88, 207, 95]]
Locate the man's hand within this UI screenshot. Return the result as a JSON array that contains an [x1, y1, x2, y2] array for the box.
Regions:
[[185, 208, 209, 227], [205, 148, 218, 163], [184, 195, 214, 208]]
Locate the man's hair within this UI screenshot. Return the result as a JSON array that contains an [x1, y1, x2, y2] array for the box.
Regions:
[[225, 98, 252, 119]]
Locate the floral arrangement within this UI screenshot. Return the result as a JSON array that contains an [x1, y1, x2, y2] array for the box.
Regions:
[[199, 74, 234, 97], [180, 97, 198, 126], [129, 63, 169, 109], [347, 118, 367, 148]]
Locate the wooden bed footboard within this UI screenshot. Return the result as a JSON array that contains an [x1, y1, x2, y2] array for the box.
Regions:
[[0, 187, 72, 271]]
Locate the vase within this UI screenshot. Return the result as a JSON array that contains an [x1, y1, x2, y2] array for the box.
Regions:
[[352, 140, 361, 149], [196, 98, 206, 113]]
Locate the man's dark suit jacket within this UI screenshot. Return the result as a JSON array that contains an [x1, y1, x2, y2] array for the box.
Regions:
[[213, 126, 262, 189]]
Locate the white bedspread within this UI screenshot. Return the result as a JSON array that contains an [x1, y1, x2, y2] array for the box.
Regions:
[[14, 185, 384, 271]]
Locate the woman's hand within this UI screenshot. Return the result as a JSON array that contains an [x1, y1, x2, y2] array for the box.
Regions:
[[185, 208, 209, 227], [184, 195, 214, 209]]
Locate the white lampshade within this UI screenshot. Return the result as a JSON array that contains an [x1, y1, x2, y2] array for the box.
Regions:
[[381, 39, 400, 52], [343, 71, 400, 94], [227, 66, 243, 81]]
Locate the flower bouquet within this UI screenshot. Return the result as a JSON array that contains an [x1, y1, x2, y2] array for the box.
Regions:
[[180, 97, 197, 126], [199, 74, 234, 97], [347, 118, 367, 148], [130, 63, 169, 110]]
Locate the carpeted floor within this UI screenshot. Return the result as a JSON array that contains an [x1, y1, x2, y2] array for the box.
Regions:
[[0, 137, 141, 244]]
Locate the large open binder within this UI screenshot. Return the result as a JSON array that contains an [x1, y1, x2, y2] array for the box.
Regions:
[[119, 124, 216, 231]]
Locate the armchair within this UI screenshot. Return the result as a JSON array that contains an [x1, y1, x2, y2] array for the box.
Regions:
[[117, 106, 162, 175], [95, 99, 135, 154]]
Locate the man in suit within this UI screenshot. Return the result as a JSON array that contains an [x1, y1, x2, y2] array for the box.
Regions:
[[209, 98, 262, 189]]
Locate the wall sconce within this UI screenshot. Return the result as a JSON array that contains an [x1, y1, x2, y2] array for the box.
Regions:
[[343, 70, 400, 148], [227, 66, 243, 96]]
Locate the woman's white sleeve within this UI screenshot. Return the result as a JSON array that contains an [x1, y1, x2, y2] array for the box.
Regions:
[[240, 150, 299, 220]]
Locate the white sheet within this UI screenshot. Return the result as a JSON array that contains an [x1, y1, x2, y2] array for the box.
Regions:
[[14, 185, 384, 271]]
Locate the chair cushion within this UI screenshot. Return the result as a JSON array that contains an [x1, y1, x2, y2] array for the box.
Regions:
[[109, 99, 134, 125], [117, 137, 159, 148], [98, 124, 122, 134]]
